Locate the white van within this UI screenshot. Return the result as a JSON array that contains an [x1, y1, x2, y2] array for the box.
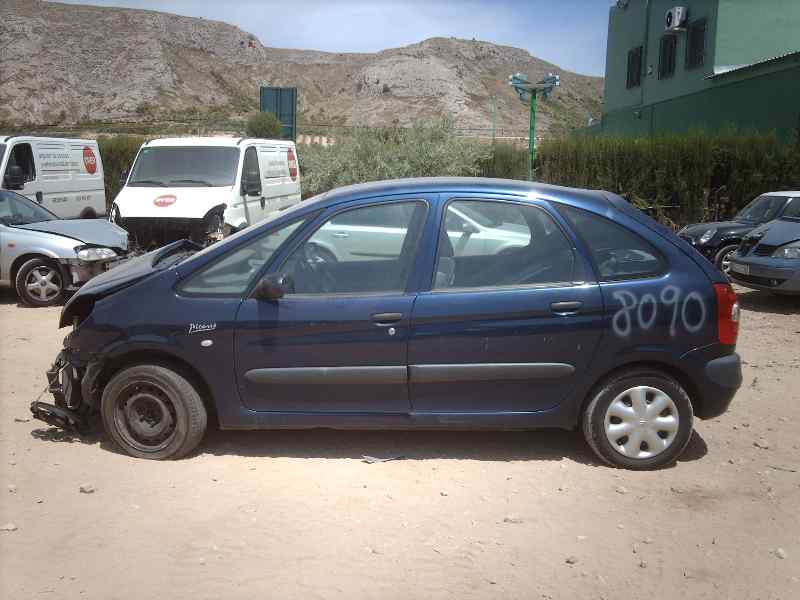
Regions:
[[0, 136, 106, 219], [111, 137, 301, 249]]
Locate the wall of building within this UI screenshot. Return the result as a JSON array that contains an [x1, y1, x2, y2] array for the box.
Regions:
[[598, 0, 800, 142], [715, 0, 800, 73]]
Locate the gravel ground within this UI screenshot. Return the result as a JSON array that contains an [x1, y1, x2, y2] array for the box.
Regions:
[[1, 285, 799, 599]]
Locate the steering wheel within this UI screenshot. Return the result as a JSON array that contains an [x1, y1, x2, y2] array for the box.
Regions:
[[294, 243, 337, 293]]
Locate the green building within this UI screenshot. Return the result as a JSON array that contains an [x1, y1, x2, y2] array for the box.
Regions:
[[594, 0, 800, 141]]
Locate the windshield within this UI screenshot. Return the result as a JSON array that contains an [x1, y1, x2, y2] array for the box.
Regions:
[[735, 195, 787, 223], [0, 143, 6, 164], [128, 146, 240, 188], [0, 189, 59, 225]]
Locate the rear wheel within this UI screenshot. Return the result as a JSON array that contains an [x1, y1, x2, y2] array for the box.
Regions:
[[101, 364, 207, 460], [15, 258, 66, 307], [582, 369, 694, 470]]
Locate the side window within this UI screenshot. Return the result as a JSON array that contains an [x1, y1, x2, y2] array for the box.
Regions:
[[685, 19, 706, 70], [782, 198, 800, 219], [280, 201, 426, 295], [658, 35, 677, 79], [626, 46, 643, 89], [243, 147, 261, 194], [557, 204, 665, 281], [8, 143, 36, 183], [179, 218, 307, 296], [434, 200, 575, 290]]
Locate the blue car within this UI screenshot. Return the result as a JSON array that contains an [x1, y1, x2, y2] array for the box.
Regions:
[[32, 178, 742, 469]]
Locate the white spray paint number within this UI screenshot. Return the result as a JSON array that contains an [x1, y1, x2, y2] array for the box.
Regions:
[[612, 286, 706, 337]]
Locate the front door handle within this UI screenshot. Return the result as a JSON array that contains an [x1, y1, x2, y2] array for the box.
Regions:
[[332, 231, 349, 239], [35, 191, 44, 204], [371, 312, 403, 325], [260, 196, 266, 209], [551, 301, 583, 315]]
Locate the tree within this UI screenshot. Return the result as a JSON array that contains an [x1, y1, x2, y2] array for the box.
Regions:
[[246, 111, 283, 139]]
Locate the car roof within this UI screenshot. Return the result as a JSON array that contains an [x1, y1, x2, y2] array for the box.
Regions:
[[1, 135, 97, 144], [759, 191, 800, 197], [313, 177, 613, 210], [144, 136, 294, 148]]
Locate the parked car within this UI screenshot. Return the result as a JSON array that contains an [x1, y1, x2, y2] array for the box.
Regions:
[[110, 136, 301, 250], [728, 215, 800, 294], [0, 190, 128, 306], [1, 135, 106, 219], [33, 178, 741, 469], [678, 191, 800, 274]]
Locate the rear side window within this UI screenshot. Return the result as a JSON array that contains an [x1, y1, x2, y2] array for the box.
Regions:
[[434, 200, 576, 290], [557, 204, 665, 281]]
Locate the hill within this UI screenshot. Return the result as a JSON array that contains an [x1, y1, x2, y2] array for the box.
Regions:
[[0, 0, 603, 135]]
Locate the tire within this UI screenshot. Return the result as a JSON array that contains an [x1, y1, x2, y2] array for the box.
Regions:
[[714, 244, 739, 275], [101, 364, 207, 460], [582, 368, 694, 470], [15, 257, 66, 307]]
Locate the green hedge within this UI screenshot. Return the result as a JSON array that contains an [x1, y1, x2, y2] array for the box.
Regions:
[[536, 132, 800, 226]]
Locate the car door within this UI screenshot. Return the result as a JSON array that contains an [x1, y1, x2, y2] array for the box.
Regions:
[[234, 197, 430, 413], [241, 146, 265, 223], [409, 196, 605, 414]]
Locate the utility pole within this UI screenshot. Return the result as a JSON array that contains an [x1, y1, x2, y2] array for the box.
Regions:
[[508, 72, 560, 181]]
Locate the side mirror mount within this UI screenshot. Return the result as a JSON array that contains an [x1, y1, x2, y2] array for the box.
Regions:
[[252, 273, 292, 301], [3, 165, 25, 190]]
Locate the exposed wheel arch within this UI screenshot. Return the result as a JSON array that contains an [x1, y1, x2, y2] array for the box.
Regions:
[[78, 207, 98, 219]]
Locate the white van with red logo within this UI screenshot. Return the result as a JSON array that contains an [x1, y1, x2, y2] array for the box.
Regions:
[[0, 136, 106, 219], [110, 137, 301, 249]]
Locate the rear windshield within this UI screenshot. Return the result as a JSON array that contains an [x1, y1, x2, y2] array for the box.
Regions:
[[128, 146, 240, 188]]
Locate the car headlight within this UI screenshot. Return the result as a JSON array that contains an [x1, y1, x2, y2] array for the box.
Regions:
[[772, 242, 800, 260], [76, 247, 117, 261], [698, 229, 715, 244]]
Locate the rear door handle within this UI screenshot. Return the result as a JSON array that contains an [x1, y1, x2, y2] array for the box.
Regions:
[[550, 301, 583, 315], [372, 312, 403, 325]]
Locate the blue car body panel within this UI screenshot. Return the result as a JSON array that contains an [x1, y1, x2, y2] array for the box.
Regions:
[[59, 178, 740, 431]]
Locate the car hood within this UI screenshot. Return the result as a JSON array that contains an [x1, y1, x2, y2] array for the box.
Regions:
[[680, 220, 754, 238], [114, 186, 233, 219], [59, 240, 198, 327], [15, 219, 129, 250], [745, 218, 800, 246]]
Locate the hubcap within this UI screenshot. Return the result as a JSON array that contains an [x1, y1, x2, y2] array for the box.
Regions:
[[604, 386, 679, 459], [114, 382, 177, 452], [25, 266, 61, 301], [721, 249, 735, 274]]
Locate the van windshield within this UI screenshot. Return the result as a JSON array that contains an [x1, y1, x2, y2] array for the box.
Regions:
[[128, 147, 240, 188], [0, 144, 6, 165]]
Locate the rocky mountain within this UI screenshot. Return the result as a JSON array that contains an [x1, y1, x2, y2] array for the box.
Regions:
[[0, 0, 603, 135]]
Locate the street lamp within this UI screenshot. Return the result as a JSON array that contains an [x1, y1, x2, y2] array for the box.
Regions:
[[508, 72, 560, 181]]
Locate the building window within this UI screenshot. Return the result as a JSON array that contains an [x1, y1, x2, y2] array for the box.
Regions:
[[626, 46, 643, 89], [658, 34, 677, 79], [686, 19, 706, 70]]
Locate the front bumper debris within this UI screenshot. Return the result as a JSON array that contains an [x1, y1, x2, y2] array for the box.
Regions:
[[60, 256, 127, 291], [30, 350, 88, 431]]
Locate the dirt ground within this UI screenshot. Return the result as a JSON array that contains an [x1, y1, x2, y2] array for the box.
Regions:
[[1, 285, 798, 600]]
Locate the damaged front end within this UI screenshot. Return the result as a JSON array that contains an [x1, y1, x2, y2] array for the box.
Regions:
[[114, 204, 226, 252], [31, 348, 103, 432]]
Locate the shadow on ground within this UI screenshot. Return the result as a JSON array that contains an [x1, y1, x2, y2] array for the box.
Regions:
[[735, 288, 800, 315], [31, 425, 708, 468]]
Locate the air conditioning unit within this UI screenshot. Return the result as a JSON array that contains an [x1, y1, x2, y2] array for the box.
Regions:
[[665, 6, 688, 30]]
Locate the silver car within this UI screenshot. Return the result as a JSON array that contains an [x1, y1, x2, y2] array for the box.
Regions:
[[0, 189, 128, 306]]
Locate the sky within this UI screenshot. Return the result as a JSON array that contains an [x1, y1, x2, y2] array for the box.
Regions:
[[56, 0, 611, 76]]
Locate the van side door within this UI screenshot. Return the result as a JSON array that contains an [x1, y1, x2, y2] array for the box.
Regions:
[[241, 146, 264, 224]]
